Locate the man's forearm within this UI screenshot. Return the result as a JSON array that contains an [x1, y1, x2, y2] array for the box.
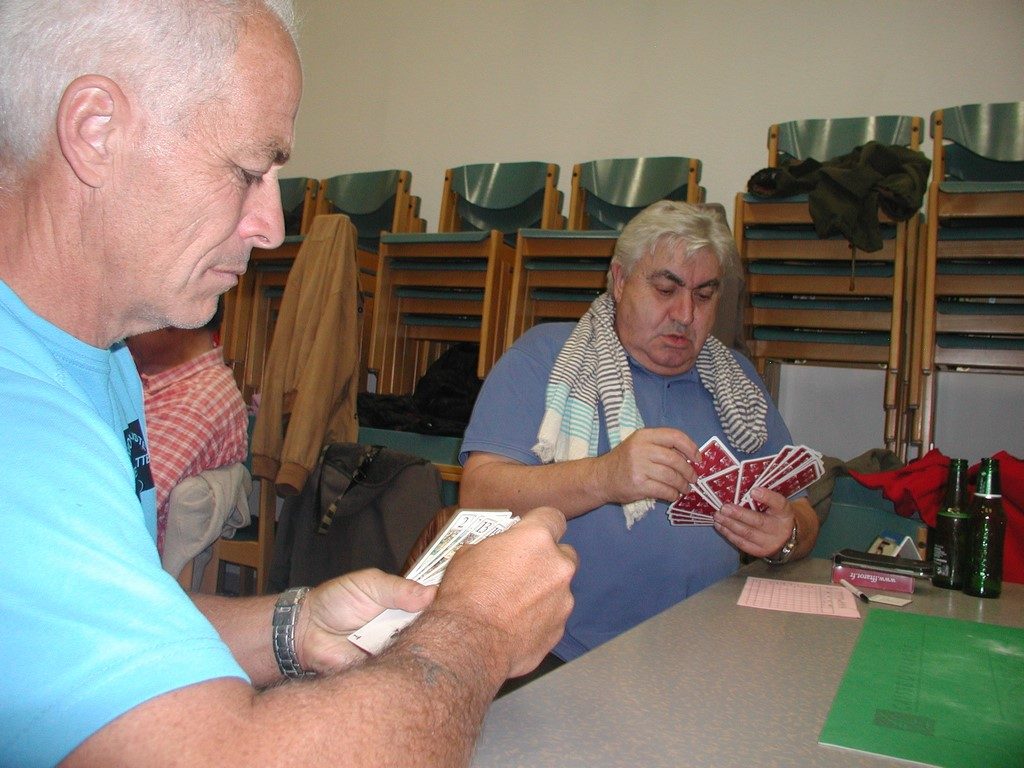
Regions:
[[68, 604, 516, 768], [346, 608, 508, 762], [192, 592, 282, 686], [460, 456, 607, 520], [247, 605, 505, 767]]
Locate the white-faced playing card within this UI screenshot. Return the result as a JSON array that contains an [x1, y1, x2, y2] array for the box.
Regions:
[[348, 509, 519, 655]]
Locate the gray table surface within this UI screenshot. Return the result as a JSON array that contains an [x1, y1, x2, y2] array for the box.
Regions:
[[471, 557, 1023, 768]]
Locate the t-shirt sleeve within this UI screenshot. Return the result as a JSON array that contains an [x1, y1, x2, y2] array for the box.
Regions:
[[460, 326, 566, 466]]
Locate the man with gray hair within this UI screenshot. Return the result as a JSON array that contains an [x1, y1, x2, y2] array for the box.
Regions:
[[0, 2, 575, 765], [460, 200, 819, 668]]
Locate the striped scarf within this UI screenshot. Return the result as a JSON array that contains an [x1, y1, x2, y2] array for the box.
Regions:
[[533, 292, 768, 527]]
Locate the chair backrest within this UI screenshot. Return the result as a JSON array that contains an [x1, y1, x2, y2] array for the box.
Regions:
[[932, 102, 1024, 181], [769, 115, 922, 166], [438, 161, 562, 235], [278, 176, 319, 237], [568, 156, 702, 231], [318, 169, 415, 250]]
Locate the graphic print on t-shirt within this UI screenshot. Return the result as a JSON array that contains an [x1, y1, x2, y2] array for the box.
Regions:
[[123, 419, 154, 499]]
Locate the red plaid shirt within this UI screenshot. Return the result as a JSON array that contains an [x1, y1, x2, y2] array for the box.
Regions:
[[140, 347, 248, 553]]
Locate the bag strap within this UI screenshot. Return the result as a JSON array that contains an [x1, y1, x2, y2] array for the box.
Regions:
[[316, 444, 384, 535]]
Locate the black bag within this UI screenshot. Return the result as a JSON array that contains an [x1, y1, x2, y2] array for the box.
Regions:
[[269, 442, 444, 591]]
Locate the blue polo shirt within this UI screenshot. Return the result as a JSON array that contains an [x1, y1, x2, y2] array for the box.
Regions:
[[460, 323, 794, 661]]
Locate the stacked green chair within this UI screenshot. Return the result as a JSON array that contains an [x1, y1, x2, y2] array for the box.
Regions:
[[222, 176, 318, 400], [913, 102, 1024, 452], [568, 155, 703, 230], [506, 156, 704, 352], [317, 169, 421, 252], [733, 115, 924, 453], [365, 163, 561, 497], [317, 169, 423, 391], [371, 161, 562, 394], [438, 161, 563, 243], [279, 176, 319, 242]]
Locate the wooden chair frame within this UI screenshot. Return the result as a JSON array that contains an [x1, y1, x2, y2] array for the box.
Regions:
[[504, 231, 617, 351], [370, 232, 515, 393], [314, 170, 426, 391], [911, 105, 1024, 453], [733, 116, 924, 452]]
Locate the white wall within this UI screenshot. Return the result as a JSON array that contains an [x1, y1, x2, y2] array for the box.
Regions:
[[778, 366, 1024, 465], [287, 0, 1024, 462]]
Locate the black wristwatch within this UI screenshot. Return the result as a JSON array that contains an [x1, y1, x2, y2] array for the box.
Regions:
[[764, 522, 799, 566]]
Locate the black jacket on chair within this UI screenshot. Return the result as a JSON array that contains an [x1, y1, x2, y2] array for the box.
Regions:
[[269, 442, 443, 590]]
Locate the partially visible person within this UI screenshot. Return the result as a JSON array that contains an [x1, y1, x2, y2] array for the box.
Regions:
[[460, 200, 819, 663], [0, 2, 576, 766], [126, 299, 248, 554]]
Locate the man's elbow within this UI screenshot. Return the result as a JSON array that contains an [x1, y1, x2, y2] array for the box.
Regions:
[[459, 453, 516, 506]]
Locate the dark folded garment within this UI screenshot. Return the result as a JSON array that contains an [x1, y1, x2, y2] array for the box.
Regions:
[[746, 141, 931, 253]]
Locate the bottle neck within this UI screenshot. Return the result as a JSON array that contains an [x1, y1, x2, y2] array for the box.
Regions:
[[943, 459, 968, 508], [975, 458, 1002, 498]]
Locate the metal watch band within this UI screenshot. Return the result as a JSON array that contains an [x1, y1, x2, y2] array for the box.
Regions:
[[273, 586, 314, 679], [764, 522, 799, 566]]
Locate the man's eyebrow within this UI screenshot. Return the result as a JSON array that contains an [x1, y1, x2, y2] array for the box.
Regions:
[[646, 269, 720, 290], [251, 140, 291, 166], [648, 268, 685, 287]]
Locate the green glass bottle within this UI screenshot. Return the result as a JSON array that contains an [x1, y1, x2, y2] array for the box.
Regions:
[[963, 457, 1007, 599], [931, 458, 969, 589]]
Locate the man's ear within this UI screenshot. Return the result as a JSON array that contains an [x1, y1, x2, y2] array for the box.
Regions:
[[56, 75, 130, 188], [609, 261, 626, 301]]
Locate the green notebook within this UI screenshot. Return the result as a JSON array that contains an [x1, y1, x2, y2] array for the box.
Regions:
[[820, 610, 1024, 767]]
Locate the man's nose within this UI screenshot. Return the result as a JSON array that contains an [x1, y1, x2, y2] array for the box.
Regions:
[[241, 179, 286, 250], [669, 291, 695, 326]]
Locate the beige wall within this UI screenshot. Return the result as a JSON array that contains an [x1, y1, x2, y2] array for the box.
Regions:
[[286, 0, 1024, 462], [289, 0, 1023, 228]]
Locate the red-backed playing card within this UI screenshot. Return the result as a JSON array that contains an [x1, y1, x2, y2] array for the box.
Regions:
[[735, 455, 775, 505], [669, 440, 824, 525], [698, 464, 740, 510], [691, 436, 739, 478]]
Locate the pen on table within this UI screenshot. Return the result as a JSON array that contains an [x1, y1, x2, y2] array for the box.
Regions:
[[840, 578, 870, 604]]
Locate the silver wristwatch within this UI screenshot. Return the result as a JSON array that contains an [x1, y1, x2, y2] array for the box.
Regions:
[[273, 586, 315, 678], [764, 523, 799, 566]]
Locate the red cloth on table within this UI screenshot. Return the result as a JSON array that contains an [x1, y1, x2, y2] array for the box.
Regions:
[[849, 449, 1023, 584]]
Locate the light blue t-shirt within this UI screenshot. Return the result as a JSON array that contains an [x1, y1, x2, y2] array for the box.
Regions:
[[460, 323, 795, 661], [0, 280, 247, 767]]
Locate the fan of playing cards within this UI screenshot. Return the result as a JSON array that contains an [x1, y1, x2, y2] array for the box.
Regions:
[[349, 509, 519, 655], [668, 437, 823, 526]]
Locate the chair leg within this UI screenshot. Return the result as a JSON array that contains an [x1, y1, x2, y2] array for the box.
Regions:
[[254, 479, 277, 595]]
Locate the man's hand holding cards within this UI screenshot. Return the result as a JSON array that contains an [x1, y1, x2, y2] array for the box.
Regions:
[[348, 509, 519, 655], [668, 437, 823, 525]]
